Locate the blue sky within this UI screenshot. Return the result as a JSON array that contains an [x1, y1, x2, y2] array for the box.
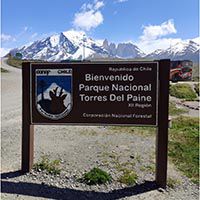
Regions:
[[1, 0, 199, 55]]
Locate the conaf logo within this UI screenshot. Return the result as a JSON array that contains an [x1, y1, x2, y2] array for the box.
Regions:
[[35, 68, 73, 120]]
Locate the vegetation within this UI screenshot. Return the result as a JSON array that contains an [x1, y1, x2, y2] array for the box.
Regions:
[[109, 116, 199, 184], [194, 83, 199, 96], [33, 155, 61, 175], [167, 177, 181, 189], [140, 164, 155, 173], [192, 63, 199, 82], [15, 52, 22, 59], [100, 150, 139, 186], [7, 56, 45, 68], [7, 57, 23, 68], [80, 167, 112, 185], [109, 126, 154, 136], [169, 102, 188, 116], [1, 68, 9, 73], [168, 116, 199, 184], [170, 83, 197, 100], [118, 169, 138, 186]]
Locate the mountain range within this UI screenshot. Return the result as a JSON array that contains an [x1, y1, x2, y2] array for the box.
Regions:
[[146, 39, 199, 63], [9, 30, 200, 63]]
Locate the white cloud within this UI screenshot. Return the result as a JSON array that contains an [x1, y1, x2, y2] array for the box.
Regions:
[[0, 34, 15, 42], [94, 1, 104, 9], [140, 19, 177, 41], [115, 0, 128, 3], [135, 19, 179, 53], [73, 0, 104, 31]]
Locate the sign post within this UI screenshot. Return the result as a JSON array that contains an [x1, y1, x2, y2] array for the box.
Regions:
[[22, 63, 34, 172], [156, 59, 170, 188], [21, 60, 170, 188]]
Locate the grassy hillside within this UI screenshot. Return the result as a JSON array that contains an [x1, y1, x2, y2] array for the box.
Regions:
[[7, 56, 45, 68], [7, 57, 23, 68], [170, 83, 197, 100]]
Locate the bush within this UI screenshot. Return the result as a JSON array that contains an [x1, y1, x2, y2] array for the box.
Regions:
[[170, 84, 197, 100], [167, 177, 181, 189], [80, 167, 112, 185], [118, 169, 138, 186], [33, 156, 61, 175]]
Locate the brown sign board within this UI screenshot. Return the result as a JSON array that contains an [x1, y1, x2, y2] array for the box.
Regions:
[[22, 60, 170, 188], [30, 62, 159, 126]]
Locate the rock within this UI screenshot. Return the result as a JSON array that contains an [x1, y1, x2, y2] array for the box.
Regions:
[[158, 188, 165, 193]]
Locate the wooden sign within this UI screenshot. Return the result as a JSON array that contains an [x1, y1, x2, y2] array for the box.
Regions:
[[22, 60, 170, 189], [30, 62, 158, 126]]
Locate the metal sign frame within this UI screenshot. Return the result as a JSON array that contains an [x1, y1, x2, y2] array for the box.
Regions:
[[21, 60, 170, 188]]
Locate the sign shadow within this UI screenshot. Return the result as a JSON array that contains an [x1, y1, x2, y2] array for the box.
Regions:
[[1, 171, 159, 200]]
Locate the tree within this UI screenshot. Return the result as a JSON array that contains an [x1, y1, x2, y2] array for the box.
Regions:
[[15, 52, 22, 59]]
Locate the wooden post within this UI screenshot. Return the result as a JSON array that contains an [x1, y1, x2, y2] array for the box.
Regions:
[[22, 62, 34, 173], [156, 59, 170, 188]]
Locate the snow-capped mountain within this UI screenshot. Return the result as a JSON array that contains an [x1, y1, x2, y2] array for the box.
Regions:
[[146, 39, 199, 62], [102, 39, 145, 58], [9, 30, 145, 61], [10, 30, 108, 61], [9, 30, 199, 62]]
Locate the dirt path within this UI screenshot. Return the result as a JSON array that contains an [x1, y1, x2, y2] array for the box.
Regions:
[[1, 59, 199, 200], [170, 96, 199, 118], [1, 58, 22, 171]]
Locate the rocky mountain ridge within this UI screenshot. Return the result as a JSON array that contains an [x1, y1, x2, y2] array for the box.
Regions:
[[9, 30, 199, 62]]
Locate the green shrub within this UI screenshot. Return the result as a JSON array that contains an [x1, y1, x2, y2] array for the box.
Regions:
[[167, 177, 181, 189], [80, 167, 112, 185], [140, 165, 155, 173], [170, 84, 197, 100], [118, 169, 138, 186], [33, 155, 61, 175]]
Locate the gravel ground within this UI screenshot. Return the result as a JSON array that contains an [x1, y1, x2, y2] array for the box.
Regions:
[[1, 58, 199, 200]]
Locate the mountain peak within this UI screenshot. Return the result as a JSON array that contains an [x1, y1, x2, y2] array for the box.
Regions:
[[102, 39, 145, 58], [9, 30, 199, 62], [62, 29, 87, 45], [146, 39, 199, 62]]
